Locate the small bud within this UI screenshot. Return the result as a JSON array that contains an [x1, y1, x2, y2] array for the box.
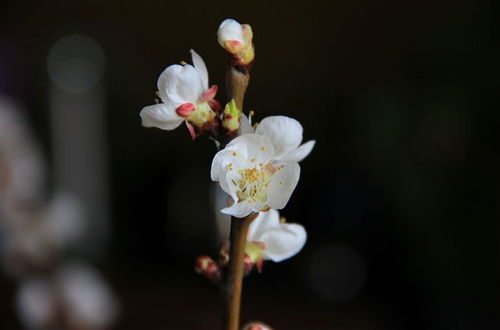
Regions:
[[222, 99, 241, 135], [194, 255, 222, 283], [219, 241, 230, 266], [244, 241, 266, 273], [242, 321, 274, 330], [217, 19, 255, 67]]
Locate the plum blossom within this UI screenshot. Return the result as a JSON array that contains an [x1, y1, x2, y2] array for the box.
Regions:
[[246, 209, 306, 265], [240, 115, 315, 163], [211, 134, 300, 218], [217, 19, 254, 66], [140, 50, 219, 138]]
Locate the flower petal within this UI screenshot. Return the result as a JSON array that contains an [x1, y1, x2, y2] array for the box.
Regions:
[[280, 140, 316, 163], [190, 49, 209, 91], [140, 104, 184, 130], [223, 134, 273, 163], [217, 19, 245, 45], [260, 223, 307, 262], [221, 200, 253, 218], [247, 209, 280, 242], [255, 116, 303, 161], [266, 162, 300, 210], [239, 114, 254, 135], [159, 64, 204, 104]]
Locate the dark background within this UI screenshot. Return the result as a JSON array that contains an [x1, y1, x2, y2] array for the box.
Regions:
[[1, 0, 499, 329]]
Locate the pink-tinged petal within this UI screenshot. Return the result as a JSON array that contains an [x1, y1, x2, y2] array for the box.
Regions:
[[217, 19, 245, 45], [280, 140, 316, 163], [260, 223, 307, 262], [190, 49, 209, 91], [221, 200, 253, 218], [266, 162, 300, 210], [185, 121, 196, 140], [247, 210, 280, 242], [255, 116, 303, 161], [140, 104, 184, 130], [175, 103, 195, 117], [201, 85, 218, 101]]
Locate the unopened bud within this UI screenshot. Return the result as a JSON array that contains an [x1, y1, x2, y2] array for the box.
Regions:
[[219, 241, 230, 266], [222, 99, 241, 135], [217, 19, 255, 67], [194, 255, 222, 283], [242, 321, 274, 330]]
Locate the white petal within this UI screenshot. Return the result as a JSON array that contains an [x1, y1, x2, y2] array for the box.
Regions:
[[211, 148, 245, 181], [221, 200, 253, 218], [140, 104, 184, 130], [239, 113, 254, 135], [255, 116, 303, 161], [247, 209, 280, 242], [266, 162, 300, 210], [261, 223, 307, 262], [224, 133, 273, 163], [217, 19, 244, 45], [190, 49, 209, 91], [280, 140, 316, 163], [160, 64, 204, 104]]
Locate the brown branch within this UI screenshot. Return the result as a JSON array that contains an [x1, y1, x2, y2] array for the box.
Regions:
[[226, 66, 250, 112], [223, 212, 258, 330]]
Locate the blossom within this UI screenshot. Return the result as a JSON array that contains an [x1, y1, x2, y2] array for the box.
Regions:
[[217, 19, 255, 66], [140, 50, 219, 138], [211, 134, 300, 218], [246, 209, 306, 264], [241, 115, 315, 163]]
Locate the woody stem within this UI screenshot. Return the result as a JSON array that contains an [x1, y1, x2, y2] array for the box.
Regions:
[[226, 66, 250, 111], [223, 212, 257, 330]]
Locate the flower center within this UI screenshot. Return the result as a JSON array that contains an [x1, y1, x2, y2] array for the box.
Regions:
[[234, 165, 271, 203]]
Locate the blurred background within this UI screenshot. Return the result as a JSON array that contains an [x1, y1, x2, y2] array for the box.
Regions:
[[0, 0, 499, 329]]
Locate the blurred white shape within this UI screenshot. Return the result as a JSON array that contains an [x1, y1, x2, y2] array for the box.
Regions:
[[0, 95, 45, 217], [57, 263, 119, 328], [1, 191, 86, 276], [16, 278, 56, 329], [47, 35, 105, 94], [213, 184, 231, 241], [308, 243, 367, 303], [44, 191, 85, 250]]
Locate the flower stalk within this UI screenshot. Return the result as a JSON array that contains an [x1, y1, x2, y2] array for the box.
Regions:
[[223, 212, 258, 330]]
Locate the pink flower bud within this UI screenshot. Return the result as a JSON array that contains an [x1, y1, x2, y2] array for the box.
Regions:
[[194, 255, 221, 283]]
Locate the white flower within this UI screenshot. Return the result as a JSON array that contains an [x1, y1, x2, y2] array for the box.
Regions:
[[247, 209, 306, 263], [241, 115, 315, 163], [217, 19, 254, 65], [140, 50, 219, 137], [56, 263, 119, 328], [211, 134, 300, 218]]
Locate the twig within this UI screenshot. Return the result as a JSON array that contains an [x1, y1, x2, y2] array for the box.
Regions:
[[223, 212, 257, 330]]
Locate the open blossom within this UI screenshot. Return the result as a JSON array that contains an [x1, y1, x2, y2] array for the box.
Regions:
[[241, 115, 315, 163], [217, 19, 254, 66], [140, 50, 219, 138], [246, 209, 306, 264], [211, 134, 300, 218]]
